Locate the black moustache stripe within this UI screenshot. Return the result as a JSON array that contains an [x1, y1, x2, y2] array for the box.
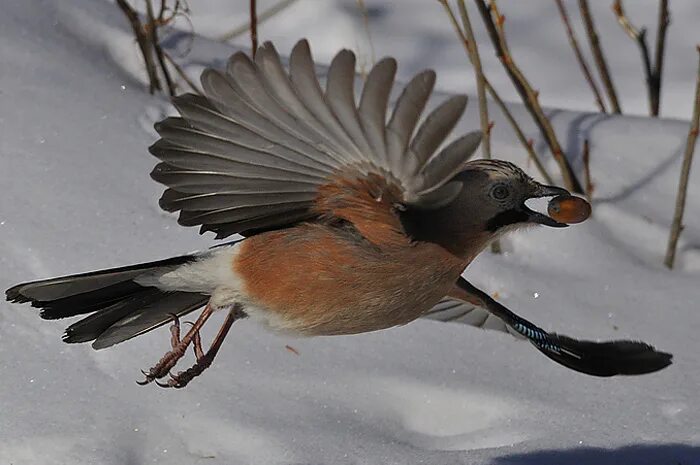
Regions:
[[486, 208, 529, 232]]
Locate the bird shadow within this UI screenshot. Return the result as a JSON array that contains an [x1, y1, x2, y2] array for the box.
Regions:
[[494, 443, 700, 465]]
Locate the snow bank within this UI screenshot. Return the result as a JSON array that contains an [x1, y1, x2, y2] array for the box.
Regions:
[[1, 1, 698, 464]]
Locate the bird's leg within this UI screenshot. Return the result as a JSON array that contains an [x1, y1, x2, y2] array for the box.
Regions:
[[137, 303, 215, 385], [169, 313, 181, 348], [158, 304, 245, 389], [191, 325, 205, 360]]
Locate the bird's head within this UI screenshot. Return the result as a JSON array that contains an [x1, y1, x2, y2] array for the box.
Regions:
[[401, 159, 571, 259], [455, 159, 571, 233]]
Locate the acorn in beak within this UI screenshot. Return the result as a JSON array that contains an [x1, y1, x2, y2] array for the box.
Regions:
[[522, 184, 572, 228]]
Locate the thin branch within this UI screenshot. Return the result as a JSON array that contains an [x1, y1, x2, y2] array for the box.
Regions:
[[582, 139, 594, 200], [455, 0, 500, 252], [555, 0, 606, 113], [356, 0, 376, 66], [654, 0, 670, 114], [612, 0, 667, 116], [157, 0, 167, 22], [250, 0, 258, 58], [453, 2, 491, 161], [162, 50, 203, 95], [664, 47, 700, 269], [115, 0, 161, 93], [218, 0, 299, 42], [146, 0, 176, 96], [483, 79, 554, 185], [475, 0, 583, 193], [578, 0, 621, 113], [439, 0, 553, 184]]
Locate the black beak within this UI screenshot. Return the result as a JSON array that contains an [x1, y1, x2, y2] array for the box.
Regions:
[[521, 184, 571, 228], [532, 184, 571, 198]]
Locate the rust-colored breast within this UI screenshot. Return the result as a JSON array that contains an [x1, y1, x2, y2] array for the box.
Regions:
[[233, 223, 466, 336]]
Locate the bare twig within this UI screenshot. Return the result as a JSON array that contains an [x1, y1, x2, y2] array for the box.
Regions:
[[612, 0, 669, 116], [555, 0, 606, 113], [452, 2, 492, 161], [162, 50, 203, 95], [578, 0, 621, 113], [115, 0, 161, 93], [582, 139, 594, 200], [146, 0, 176, 96], [664, 47, 700, 269], [455, 0, 500, 252], [475, 0, 583, 193], [218, 0, 299, 42], [439, 0, 553, 184], [654, 0, 670, 113], [356, 0, 376, 67], [157, 0, 167, 22], [484, 80, 554, 185], [250, 0, 258, 58]]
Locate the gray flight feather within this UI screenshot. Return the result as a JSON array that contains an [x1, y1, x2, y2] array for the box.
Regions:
[[150, 39, 480, 238], [358, 58, 396, 170], [422, 298, 523, 338], [410, 95, 469, 168], [288, 41, 359, 164], [200, 69, 341, 169], [172, 94, 335, 174], [386, 70, 436, 180], [159, 190, 316, 213], [325, 49, 374, 158], [415, 131, 482, 197]]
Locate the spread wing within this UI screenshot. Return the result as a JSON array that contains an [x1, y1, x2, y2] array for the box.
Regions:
[[150, 39, 481, 239]]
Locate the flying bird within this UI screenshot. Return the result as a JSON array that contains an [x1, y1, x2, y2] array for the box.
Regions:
[[5, 40, 672, 388]]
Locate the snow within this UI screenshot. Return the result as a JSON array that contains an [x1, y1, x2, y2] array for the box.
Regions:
[[1, 1, 699, 464]]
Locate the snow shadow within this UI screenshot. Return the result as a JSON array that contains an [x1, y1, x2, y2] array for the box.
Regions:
[[494, 443, 700, 465]]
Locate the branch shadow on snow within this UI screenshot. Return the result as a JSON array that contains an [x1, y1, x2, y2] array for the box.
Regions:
[[493, 443, 700, 465]]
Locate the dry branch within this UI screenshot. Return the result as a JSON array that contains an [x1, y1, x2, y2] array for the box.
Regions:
[[456, 0, 500, 252], [664, 47, 700, 269], [483, 79, 554, 185], [146, 0, 175, 96], [356, 0, 377, 67], [162, 50, 203, 95], [218, 0, 298, 42], [582, 139, 594, 200], [578, 0, 621, 113], [555, 0, 606, 113], [475, 0, 583, 193], [612, 0, 669, 117], [439, 0, 553, 184], [654, 0, 670, 111], [250, 0, 258, 59], [454, 2, 492, 161], [115, 0, 161, 93]]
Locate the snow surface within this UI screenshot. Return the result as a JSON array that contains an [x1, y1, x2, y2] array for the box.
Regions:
[[1, 1, 699, 464]]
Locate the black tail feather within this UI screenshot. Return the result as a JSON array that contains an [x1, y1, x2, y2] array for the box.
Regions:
[[62, 288, 165, 344], [5, 255, 208, 348], [5, 254, 194, 304], [36, 280, 147, 320]]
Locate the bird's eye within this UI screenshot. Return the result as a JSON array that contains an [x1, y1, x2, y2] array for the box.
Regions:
[[491, 184, 510, 200]]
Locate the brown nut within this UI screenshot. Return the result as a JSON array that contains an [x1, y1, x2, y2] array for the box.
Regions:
[[547, 195, 591, 224]]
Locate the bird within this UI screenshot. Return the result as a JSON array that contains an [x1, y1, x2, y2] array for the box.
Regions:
[[5, 39, 672, 388]]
